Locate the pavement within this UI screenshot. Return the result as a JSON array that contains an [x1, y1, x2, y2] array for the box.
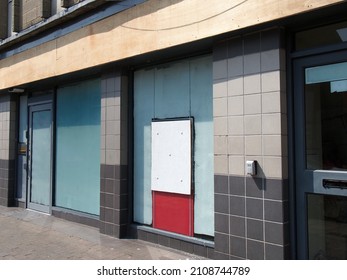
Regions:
[[0, 206, 205, 260]]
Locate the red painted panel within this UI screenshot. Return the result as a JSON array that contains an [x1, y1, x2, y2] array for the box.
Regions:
[[153, 191, 194, 236]]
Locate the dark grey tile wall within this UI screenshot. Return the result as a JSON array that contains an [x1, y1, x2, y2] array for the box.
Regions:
[[215, 175, 290, 259], [136, 228, 214, 258], [99, 71, 129, 238], [0, 159, 15, 206], [52, 209, 99, 228]]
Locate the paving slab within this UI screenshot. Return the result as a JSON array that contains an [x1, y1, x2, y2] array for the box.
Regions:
[[0, 206, 205, 260]]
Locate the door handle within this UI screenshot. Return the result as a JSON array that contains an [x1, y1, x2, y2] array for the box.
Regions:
[[323, 179, 347, 190]]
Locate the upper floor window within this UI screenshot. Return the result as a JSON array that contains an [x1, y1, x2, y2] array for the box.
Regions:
[[295, 21, 347, 51], [0, 0, 85, 39]]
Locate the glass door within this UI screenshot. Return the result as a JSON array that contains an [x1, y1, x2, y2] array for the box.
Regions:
[[294, 51, 347, 259], [27, 103, 52, 213]]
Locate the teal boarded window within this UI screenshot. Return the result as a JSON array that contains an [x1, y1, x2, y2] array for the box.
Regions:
[[55, 79, 101, 215], [134, 56, 214, 236]]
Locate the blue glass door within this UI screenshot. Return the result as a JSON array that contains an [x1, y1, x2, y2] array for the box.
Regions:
[[294, 52, 347, 259], [27, 103, 52, 213]]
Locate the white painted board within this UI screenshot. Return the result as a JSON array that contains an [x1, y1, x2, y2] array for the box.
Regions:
[[151, 119, 192, 194]]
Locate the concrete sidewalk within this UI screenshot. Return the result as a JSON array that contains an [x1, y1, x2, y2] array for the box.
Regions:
[[0, 206, 205, 260]]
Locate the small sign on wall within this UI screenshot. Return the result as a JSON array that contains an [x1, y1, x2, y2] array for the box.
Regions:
[[151, 118, 192, 195]]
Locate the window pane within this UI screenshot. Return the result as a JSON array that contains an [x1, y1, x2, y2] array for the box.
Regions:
[[55, 79, 101, 215], [308, 194, 347, 259], [30, 110, 51, 205], [305, 64, 347, 170], [133, 56, 214, 236], [295, 21, 347, 51]]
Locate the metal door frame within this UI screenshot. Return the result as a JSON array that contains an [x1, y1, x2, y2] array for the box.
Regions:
[[27, 100, 53, 214], [293, 49, 347, 259]]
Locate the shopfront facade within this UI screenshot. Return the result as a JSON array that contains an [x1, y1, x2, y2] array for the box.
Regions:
[[1, 0, 347, 259]]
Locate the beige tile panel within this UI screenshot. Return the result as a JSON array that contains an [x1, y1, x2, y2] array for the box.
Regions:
[[244, 94, 261, 115], [262, 71, 280, 92], [262, 91, 281, 114], [106, 120, 121, 136], [213, 97, 228, 117], [101, 108, 106, 122], [213, 80, 228, 98], [227, 77, 244, 97], [245, 135, 262, 156], [106, 134, 120, 150], [2, 111, 10, 121], [106, 106, 121, 121], [0, 150, 8, 160], [106, 149, 120, 165], [228, 136, 244, 155], [214, 136, 228, 155], [2, 130, 9, 141], [100, 135, 106, 150], [263, 135, 282, 156], [262, 113, 281, 135], [214, 117, 228, 136], [228, 95, 244, 116], [100, 149, 106, 165], [228, 116, 244, 136], [244, 115, 261, 135], [101, 97, 107, 108], [106, 94, 121, 107], [101, 121, 106, 136], [261, 70, 286, 93], [214, 155, 229, 175], [263, 156, 283, 179], [229, 155, 245, 176], [2, 121, 9, 131], [244, 74, 261, 95]]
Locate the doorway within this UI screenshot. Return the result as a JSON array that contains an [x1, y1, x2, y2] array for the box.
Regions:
[[294, 50, 347, 259], [27, 102, 52, 213]]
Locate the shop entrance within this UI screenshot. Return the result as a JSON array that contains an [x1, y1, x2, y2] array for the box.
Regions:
[[294, 51, 347, 259], [27, 101, 53, 213]]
